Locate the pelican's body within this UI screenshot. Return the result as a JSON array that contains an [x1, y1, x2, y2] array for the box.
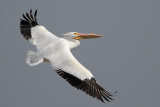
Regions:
[[20, 10, 114, 103]]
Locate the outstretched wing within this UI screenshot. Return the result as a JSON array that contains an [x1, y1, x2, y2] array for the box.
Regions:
[[20, 9, 59, 50], [47, 42, 114, 102]]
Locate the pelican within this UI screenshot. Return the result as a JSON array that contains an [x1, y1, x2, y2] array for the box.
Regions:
[[20, 9, 114, 103]]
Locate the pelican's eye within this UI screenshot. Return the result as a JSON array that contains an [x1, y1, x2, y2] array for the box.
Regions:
[[74, 33, 78, 35]]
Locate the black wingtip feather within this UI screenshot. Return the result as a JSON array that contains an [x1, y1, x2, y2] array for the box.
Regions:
[[54, 68, 115, 103], [30, 10, 34, 21], [34, 10, 38, 22], [20, 9, 39, 40]]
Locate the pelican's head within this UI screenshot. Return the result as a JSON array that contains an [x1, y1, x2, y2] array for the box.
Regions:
[[62, 32, 103, 40]]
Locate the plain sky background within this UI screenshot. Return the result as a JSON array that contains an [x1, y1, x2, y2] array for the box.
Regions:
[[0, 0, 160, 107]]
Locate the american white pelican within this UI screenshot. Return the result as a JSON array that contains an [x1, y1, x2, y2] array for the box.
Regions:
[[20, 9, 115, 103]]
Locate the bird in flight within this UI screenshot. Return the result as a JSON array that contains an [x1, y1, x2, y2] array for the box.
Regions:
[[20, 9, 114, 103]]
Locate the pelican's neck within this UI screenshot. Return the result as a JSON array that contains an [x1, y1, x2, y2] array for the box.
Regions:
[[64, 37, 80, 50]]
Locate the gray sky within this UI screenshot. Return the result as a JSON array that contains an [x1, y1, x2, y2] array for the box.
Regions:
[[0, 0, 160, 107]]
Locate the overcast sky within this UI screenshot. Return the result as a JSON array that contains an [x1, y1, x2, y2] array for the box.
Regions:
[[0, 0, 160, 107]]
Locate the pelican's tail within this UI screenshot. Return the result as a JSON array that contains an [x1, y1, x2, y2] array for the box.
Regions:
[[26, 50, 43, 66]]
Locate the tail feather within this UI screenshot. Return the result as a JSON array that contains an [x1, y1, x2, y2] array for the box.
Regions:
[[26, 50, 43, 66]]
